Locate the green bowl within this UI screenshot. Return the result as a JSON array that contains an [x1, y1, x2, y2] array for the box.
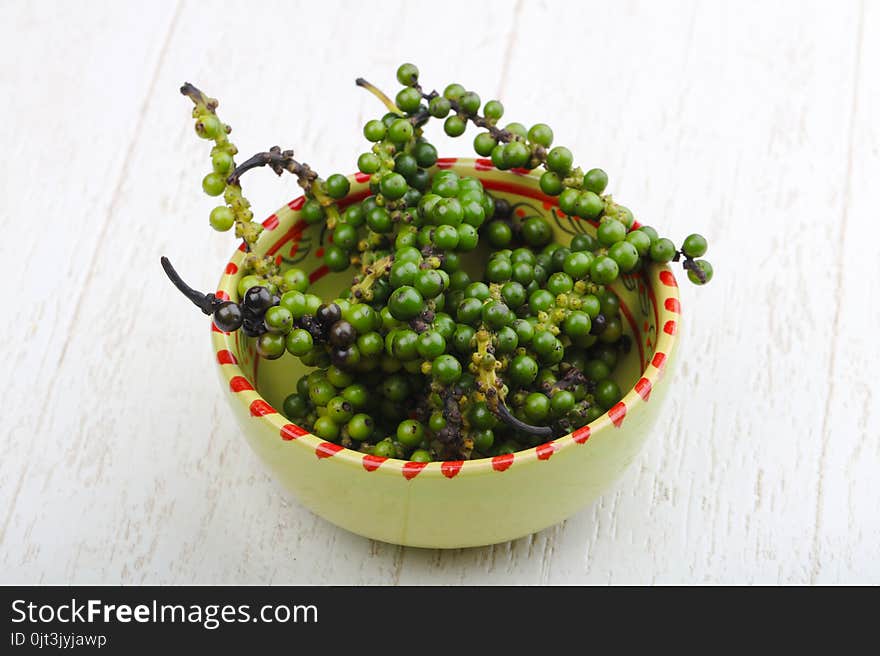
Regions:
[[212, 158, 681, 548]]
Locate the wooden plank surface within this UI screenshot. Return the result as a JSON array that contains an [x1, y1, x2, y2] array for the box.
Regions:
[[1, 0, 877, 584]]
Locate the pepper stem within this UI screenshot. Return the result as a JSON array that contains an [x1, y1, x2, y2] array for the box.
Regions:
[[355, 78, 404, 116], [160, 256, 219, 315], [495, 400, 554, 439]]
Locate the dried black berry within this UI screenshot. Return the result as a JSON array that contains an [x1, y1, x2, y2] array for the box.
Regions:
[[493, 197, 512, 219], [331, 346, 358, 369], [241, 317, 267, 338], [243, 286, 273, 315], [329, 320, 356, 347], [212, 301, 243, 332], [316, 303, 342, 327]]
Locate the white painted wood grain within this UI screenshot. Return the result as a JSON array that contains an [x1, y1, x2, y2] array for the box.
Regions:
[[811, 0, 879, 584], [1, 0, 877, 584]]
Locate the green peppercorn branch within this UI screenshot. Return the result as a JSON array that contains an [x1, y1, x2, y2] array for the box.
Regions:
[[165, 63, 714, 462], [181, 83, 259, 247], [181, 84, 351, 285], [358, 68, 713, 283]]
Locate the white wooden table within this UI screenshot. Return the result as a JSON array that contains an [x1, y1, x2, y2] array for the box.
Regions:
[[1, 0, 877, 584]]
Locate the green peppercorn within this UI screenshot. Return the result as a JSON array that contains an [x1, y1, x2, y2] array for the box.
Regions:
[[397, 419, 425, 448], [583, 168, 608, 194], [432, 354, 462, 384]]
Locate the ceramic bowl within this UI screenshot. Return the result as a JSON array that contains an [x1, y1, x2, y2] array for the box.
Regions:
[[211, 158, 681, 548]]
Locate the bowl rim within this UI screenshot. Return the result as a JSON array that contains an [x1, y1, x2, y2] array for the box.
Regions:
[[211, 157, 681, 479]]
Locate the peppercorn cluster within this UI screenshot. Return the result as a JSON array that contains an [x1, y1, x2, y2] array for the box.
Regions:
[[167, 63, 712, 462]]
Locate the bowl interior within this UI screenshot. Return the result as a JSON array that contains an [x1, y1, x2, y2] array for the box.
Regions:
[[219, 159, 664, 452]]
